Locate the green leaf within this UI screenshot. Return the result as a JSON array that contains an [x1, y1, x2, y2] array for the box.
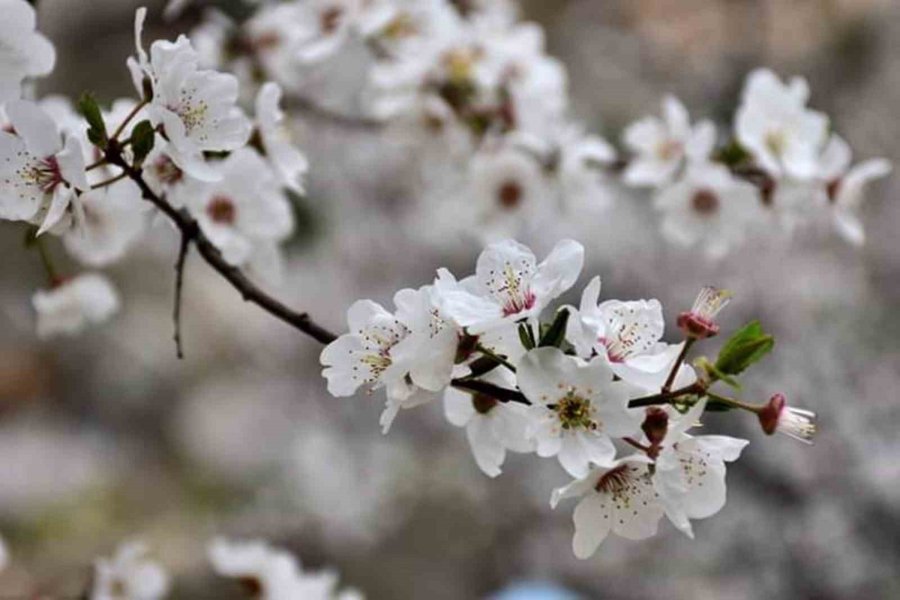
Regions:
[[539, 308, 570, 348], [714, 320, 775, 376], [130, 120, 156, 165], [518, 323, 535, 350], [714, 139, 753, 168], [77, 93, 108, 149]]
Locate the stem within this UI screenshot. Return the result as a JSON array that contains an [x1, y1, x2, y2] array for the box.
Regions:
[[450, 378, 531, 405], [475, 343, 516, 372], [627, 382, 705, 409], [706, 391, 760, 413], [623, 437, 649, 453], [173, 234, 190, 359], [111, 100, 148, 141], [90, 172, 127, 190], [103, 141, 338, 348], [662, 337, 695, 393], [85, 157, 108, 172]]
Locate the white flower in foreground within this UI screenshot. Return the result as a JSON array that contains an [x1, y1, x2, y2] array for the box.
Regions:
[[0, 100, 88, 234], [32, 273, 119, 339], [255, 82, 309, 193], [91, 541, 169, 600], [185, 148, 293, 267], [551, 455, 663, 559], [735, 68, 829, 180], [758, 393, 817, 444], [816, 134, 891, 246], [652, 399, 749, 538], [437, 239, 583, 333], [565, 276, 694, 391], [622, 95, 715, 188], [129, 8, 251, 181], [322, 295, 440, 433], [63, 180, 147, 267], [443, 369, 535, 477], [517, 347, 641, 478], [0, 0, 55, 101], [209, 537, 358, 600], [655, 162, 764, 259]]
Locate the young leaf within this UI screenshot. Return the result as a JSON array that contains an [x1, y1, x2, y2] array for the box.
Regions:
[[518, 322, 535, 350], [715, 320, 774, 376], [130, 120, 156, 165], [539, 308, 570, 348], [77, 93, 108, 149]]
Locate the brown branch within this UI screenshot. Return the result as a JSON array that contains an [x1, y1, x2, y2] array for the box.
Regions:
[[103, 141, 339, 348], [173, 233, 190, 359], [627, 382, 706, 408]]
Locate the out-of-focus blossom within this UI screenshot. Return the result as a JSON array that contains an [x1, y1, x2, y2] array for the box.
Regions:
[[32, 273, 119, 338], [63, 180, 147, 267], [184, 148, 293, 269], [91, 541, 170, 600], [0, 0, 55, 102], [622, 95, 715, 188], [255, 82, 309, 193], [735, 68, 829, 180], [655, 162, 764, 259]]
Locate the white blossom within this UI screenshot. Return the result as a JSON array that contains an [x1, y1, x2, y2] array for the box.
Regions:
[[0, 0, 55, 102], [655, 162, 765, 259], [437, 238, 583, 333], [652, 400, 749, 538], [32, 273, 119, 339], [129, 8, 251, 181], [443, 368, 535, 477], [91, 541, 169, 600], [735, 68, 829, 180], [517, 347, 641, 478], [816, 134, 891, 246], [63, 179, 147, 267], [551, 455, 664, 558], [208, 537, 358, 600], [184, 148, 293, 268], [623, 95, 716, 188], [565, 276, 695, 391], [255, 82, 309, 193], [0, 100, 88, 234]]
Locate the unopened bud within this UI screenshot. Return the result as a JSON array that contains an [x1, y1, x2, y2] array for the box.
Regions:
[[641, 407, 669, 446]]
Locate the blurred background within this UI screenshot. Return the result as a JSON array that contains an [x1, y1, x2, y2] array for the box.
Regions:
[[1, 0, 899, 598]]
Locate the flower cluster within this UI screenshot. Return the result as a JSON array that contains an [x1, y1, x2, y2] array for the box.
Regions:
[[188, 1, 889, 251], [0, 1, 309, 338], [322, 238, 817, 557], [0, 536, 361, 600], [623, 70, 892, 256]]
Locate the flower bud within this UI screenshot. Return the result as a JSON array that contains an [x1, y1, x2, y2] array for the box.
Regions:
[[641, 407, 669, 446], [758, 393, 817, 443], [677, 286, 732, 339]]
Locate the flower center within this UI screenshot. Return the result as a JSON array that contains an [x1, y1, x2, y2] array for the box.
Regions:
[[383, 13, 417, 39], [153, 155, 183, 186], [595, 464, 629, 494], [655, 139, 682, 161], [173, 95, 209, 135], [207, 196, 237, 225], [21, 156, 63, 193], [765, 130, 786, 156], [497, 180, 523, 209], [320, 6, 344, 34], [691, 189, 719, 215], [554, 389, 597, 431], [472, 393, 498, 414]]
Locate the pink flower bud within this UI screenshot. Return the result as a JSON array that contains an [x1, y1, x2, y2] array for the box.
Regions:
[[758, 393, 817, 443], [677, 286, 732, 339]]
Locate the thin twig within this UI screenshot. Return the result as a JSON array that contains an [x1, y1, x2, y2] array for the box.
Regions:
[[475, 343, 516, 372], [90, 172, 127, 190], [110, 100, 148, 141], [662, 337, 695, 393], [173, 233, 190, 359], [103, 141, 339, 348], [450, 378, 531, 405], [627, 382, 706, 409]]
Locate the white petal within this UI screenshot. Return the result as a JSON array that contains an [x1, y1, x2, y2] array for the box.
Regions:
[[572, 494, 611, 559], [467, 417, 505, 478]]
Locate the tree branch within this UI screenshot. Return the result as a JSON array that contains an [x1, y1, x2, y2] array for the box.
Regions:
[[450, 378, 531, 405], [173, 233, 190, 359], [103, 142, 339, 347]]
